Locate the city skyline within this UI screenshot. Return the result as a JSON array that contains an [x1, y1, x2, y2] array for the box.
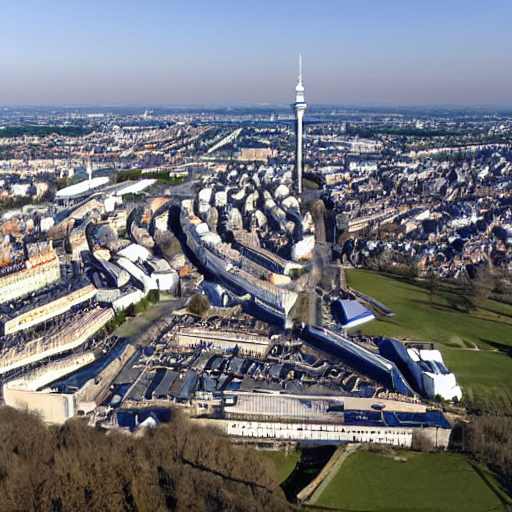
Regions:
[[0, 0, 511, 107]]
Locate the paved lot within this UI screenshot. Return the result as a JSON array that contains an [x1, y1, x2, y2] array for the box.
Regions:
[[115, 298, 183, 346]]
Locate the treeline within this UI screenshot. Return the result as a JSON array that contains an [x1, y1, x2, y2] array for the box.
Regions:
[[0, 125, 93, 138], [0, 195, 47, 213], [365, 251, 512, 311], [345, 125, 510, 143], [56, 177, 77, 191], [459, 415, 512, 498], [345, 124, 455, 138], [186, 293, 211, 316], [115, 169, 143, 183], [104, 290, 160, 332], [0, 407, 290, 512], [115, 169, 187, 185]]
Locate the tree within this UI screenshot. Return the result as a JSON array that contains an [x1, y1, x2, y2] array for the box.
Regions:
[[426, 268, 439, 306], [466, 267, 493, 309], [186, 294, 210, 316], [0, 408, 291, 512]]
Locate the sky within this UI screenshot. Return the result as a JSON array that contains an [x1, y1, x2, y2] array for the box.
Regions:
[[0, 0, 511, 107]]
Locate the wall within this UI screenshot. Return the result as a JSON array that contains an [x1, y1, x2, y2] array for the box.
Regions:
[[76, 343, 137, 406], [177, 329, 269, 355], [196, 419, 414, 447], [3, 386, 75, 424]]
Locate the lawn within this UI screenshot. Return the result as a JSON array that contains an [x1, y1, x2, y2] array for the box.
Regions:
[[314, 448, 509, 512], [346, 270, 512, 411], [441, 348, 512, 413], [260, 449, 301, 484]]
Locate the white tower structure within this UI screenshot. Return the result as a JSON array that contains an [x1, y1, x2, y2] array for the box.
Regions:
[[86, 156, 92, 189], [292, 54, 307, 194]]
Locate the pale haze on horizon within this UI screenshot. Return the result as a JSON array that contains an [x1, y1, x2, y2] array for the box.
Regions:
[[0, 0, 511, 107]]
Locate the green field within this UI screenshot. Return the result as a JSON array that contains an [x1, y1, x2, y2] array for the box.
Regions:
[[346, 270, 512, 411], [314, 448, 509, 512], [261, 449, 301, 484]]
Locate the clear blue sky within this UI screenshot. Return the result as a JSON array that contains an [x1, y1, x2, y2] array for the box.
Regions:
[[0, 0, 511, 106]]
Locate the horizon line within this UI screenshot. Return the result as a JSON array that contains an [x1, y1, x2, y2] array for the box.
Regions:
[[1, 102, 512, 111]]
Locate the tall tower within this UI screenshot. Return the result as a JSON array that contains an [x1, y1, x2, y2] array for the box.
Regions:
[[293, 54, 307, 194], [86, 156, 92, 188]]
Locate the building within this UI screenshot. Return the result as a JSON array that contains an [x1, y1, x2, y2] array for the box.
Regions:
[[176, 328, 270, 355], [0, 307, 114, 375], [3, 342, 136, 424], [0, 242, 61, 305], [0, 281, 97, 335]]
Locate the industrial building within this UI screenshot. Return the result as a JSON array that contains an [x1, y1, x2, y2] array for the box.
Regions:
[[176, 328, 271, 355], [0, 306, 114, 375], [379, 338, 463, 401], [0, 241, 61, 305], [0, 279, 97, 335], [3, 341, 136, 423], [98, 335, 452, 448], [115, 243, 179, 294], [299, 325, 416, 397], [181, 199, 299, 328]]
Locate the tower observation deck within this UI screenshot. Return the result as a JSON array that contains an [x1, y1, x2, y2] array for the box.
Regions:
[[292, 55, 307, 194]]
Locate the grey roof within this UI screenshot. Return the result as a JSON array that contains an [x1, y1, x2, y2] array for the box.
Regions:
[[154, 370, 179, 397], [126, 369, 156, 401], [228, 357, 245, 374], [177, 370, 198, 399], [113, 354, 143, 384]]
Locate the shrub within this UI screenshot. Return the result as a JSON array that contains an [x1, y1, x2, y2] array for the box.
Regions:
[[186, 294, 210, 316]]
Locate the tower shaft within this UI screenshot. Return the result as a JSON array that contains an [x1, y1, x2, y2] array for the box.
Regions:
[[295, 109, 305, 193], [292, 55, 307, 195]]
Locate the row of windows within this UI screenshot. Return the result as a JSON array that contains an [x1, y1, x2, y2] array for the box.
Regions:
[[229, 423, 411, 437]]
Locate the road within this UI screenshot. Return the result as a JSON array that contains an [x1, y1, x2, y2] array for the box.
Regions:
[[114, 297, 183, 346]]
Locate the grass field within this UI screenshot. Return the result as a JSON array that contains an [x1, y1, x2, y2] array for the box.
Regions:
[[346, 270, 512, 411], [314, 448, 510, 512], [261, 449, 301, 484]]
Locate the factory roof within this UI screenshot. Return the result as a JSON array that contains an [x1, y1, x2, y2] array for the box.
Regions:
[[144, 257, 174, 274], [56, 177, 110, 198], [117, 243, 152, 262], [115, 179, 156, 196], [331, 299, 376, 330]]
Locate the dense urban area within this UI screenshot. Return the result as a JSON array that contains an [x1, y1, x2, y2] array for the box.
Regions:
[[0, 101, 511, 512]]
